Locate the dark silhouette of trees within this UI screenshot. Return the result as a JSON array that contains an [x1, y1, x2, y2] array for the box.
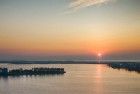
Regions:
[[107, 62, 140, 73]]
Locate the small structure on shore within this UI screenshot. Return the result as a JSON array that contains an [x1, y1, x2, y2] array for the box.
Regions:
[[0, 67, 66, 76]]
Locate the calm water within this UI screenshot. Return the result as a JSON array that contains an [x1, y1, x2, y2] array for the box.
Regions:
[[0, 64, 140, 94]]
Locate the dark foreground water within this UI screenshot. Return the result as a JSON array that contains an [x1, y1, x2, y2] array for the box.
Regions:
[[0, 64, 140, 94]]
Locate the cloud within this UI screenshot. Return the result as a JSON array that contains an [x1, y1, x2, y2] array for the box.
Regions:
[[64, 0, 112, 14]]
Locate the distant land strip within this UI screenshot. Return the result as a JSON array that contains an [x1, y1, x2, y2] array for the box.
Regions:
[[0, 60, 140, 64]]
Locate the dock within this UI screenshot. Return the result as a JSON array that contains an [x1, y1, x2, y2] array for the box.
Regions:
[[0, 67, 66, 76]]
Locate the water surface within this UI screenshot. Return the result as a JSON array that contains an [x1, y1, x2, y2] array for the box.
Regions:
[[0, 64, 140, 94]]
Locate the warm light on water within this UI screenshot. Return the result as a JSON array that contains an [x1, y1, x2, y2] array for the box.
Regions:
[[0, 64, 140, 94], [0, 0, 139, 93]]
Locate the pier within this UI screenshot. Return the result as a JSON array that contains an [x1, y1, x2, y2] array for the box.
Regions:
[[0, 67, 66, 76]]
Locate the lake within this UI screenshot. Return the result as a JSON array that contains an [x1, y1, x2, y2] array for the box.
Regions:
[[0, 64, 140, 94]]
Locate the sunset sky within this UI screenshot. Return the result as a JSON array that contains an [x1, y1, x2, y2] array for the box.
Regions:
[[0, 0, 140, 60]]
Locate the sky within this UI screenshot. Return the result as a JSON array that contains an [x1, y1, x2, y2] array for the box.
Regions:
[[0, 0, 140, 61]]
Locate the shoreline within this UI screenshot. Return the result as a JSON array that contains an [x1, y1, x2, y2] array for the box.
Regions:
[[0, 60, 140, 64]]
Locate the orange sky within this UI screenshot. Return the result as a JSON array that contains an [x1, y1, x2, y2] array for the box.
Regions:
[[0, 0, 140, 60]]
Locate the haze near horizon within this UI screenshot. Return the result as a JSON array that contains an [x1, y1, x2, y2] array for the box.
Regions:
[[0, 0, 140, 60]]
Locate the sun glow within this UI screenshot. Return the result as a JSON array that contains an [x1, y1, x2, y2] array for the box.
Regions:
[[97, 53, 102, 63], [98, 53, 102, 57]]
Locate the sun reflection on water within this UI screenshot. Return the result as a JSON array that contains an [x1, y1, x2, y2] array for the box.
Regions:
[[94, 65, 104, 94]]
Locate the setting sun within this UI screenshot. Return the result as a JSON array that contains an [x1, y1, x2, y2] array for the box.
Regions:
[[98, 53, 102, 57], [0, 0, 140, 94]]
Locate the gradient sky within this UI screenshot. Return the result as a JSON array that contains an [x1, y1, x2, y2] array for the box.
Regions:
[[0, 0, 140, 60]]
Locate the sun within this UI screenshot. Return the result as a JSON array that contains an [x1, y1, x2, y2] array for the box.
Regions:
[[98, 53, 102, 57]]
